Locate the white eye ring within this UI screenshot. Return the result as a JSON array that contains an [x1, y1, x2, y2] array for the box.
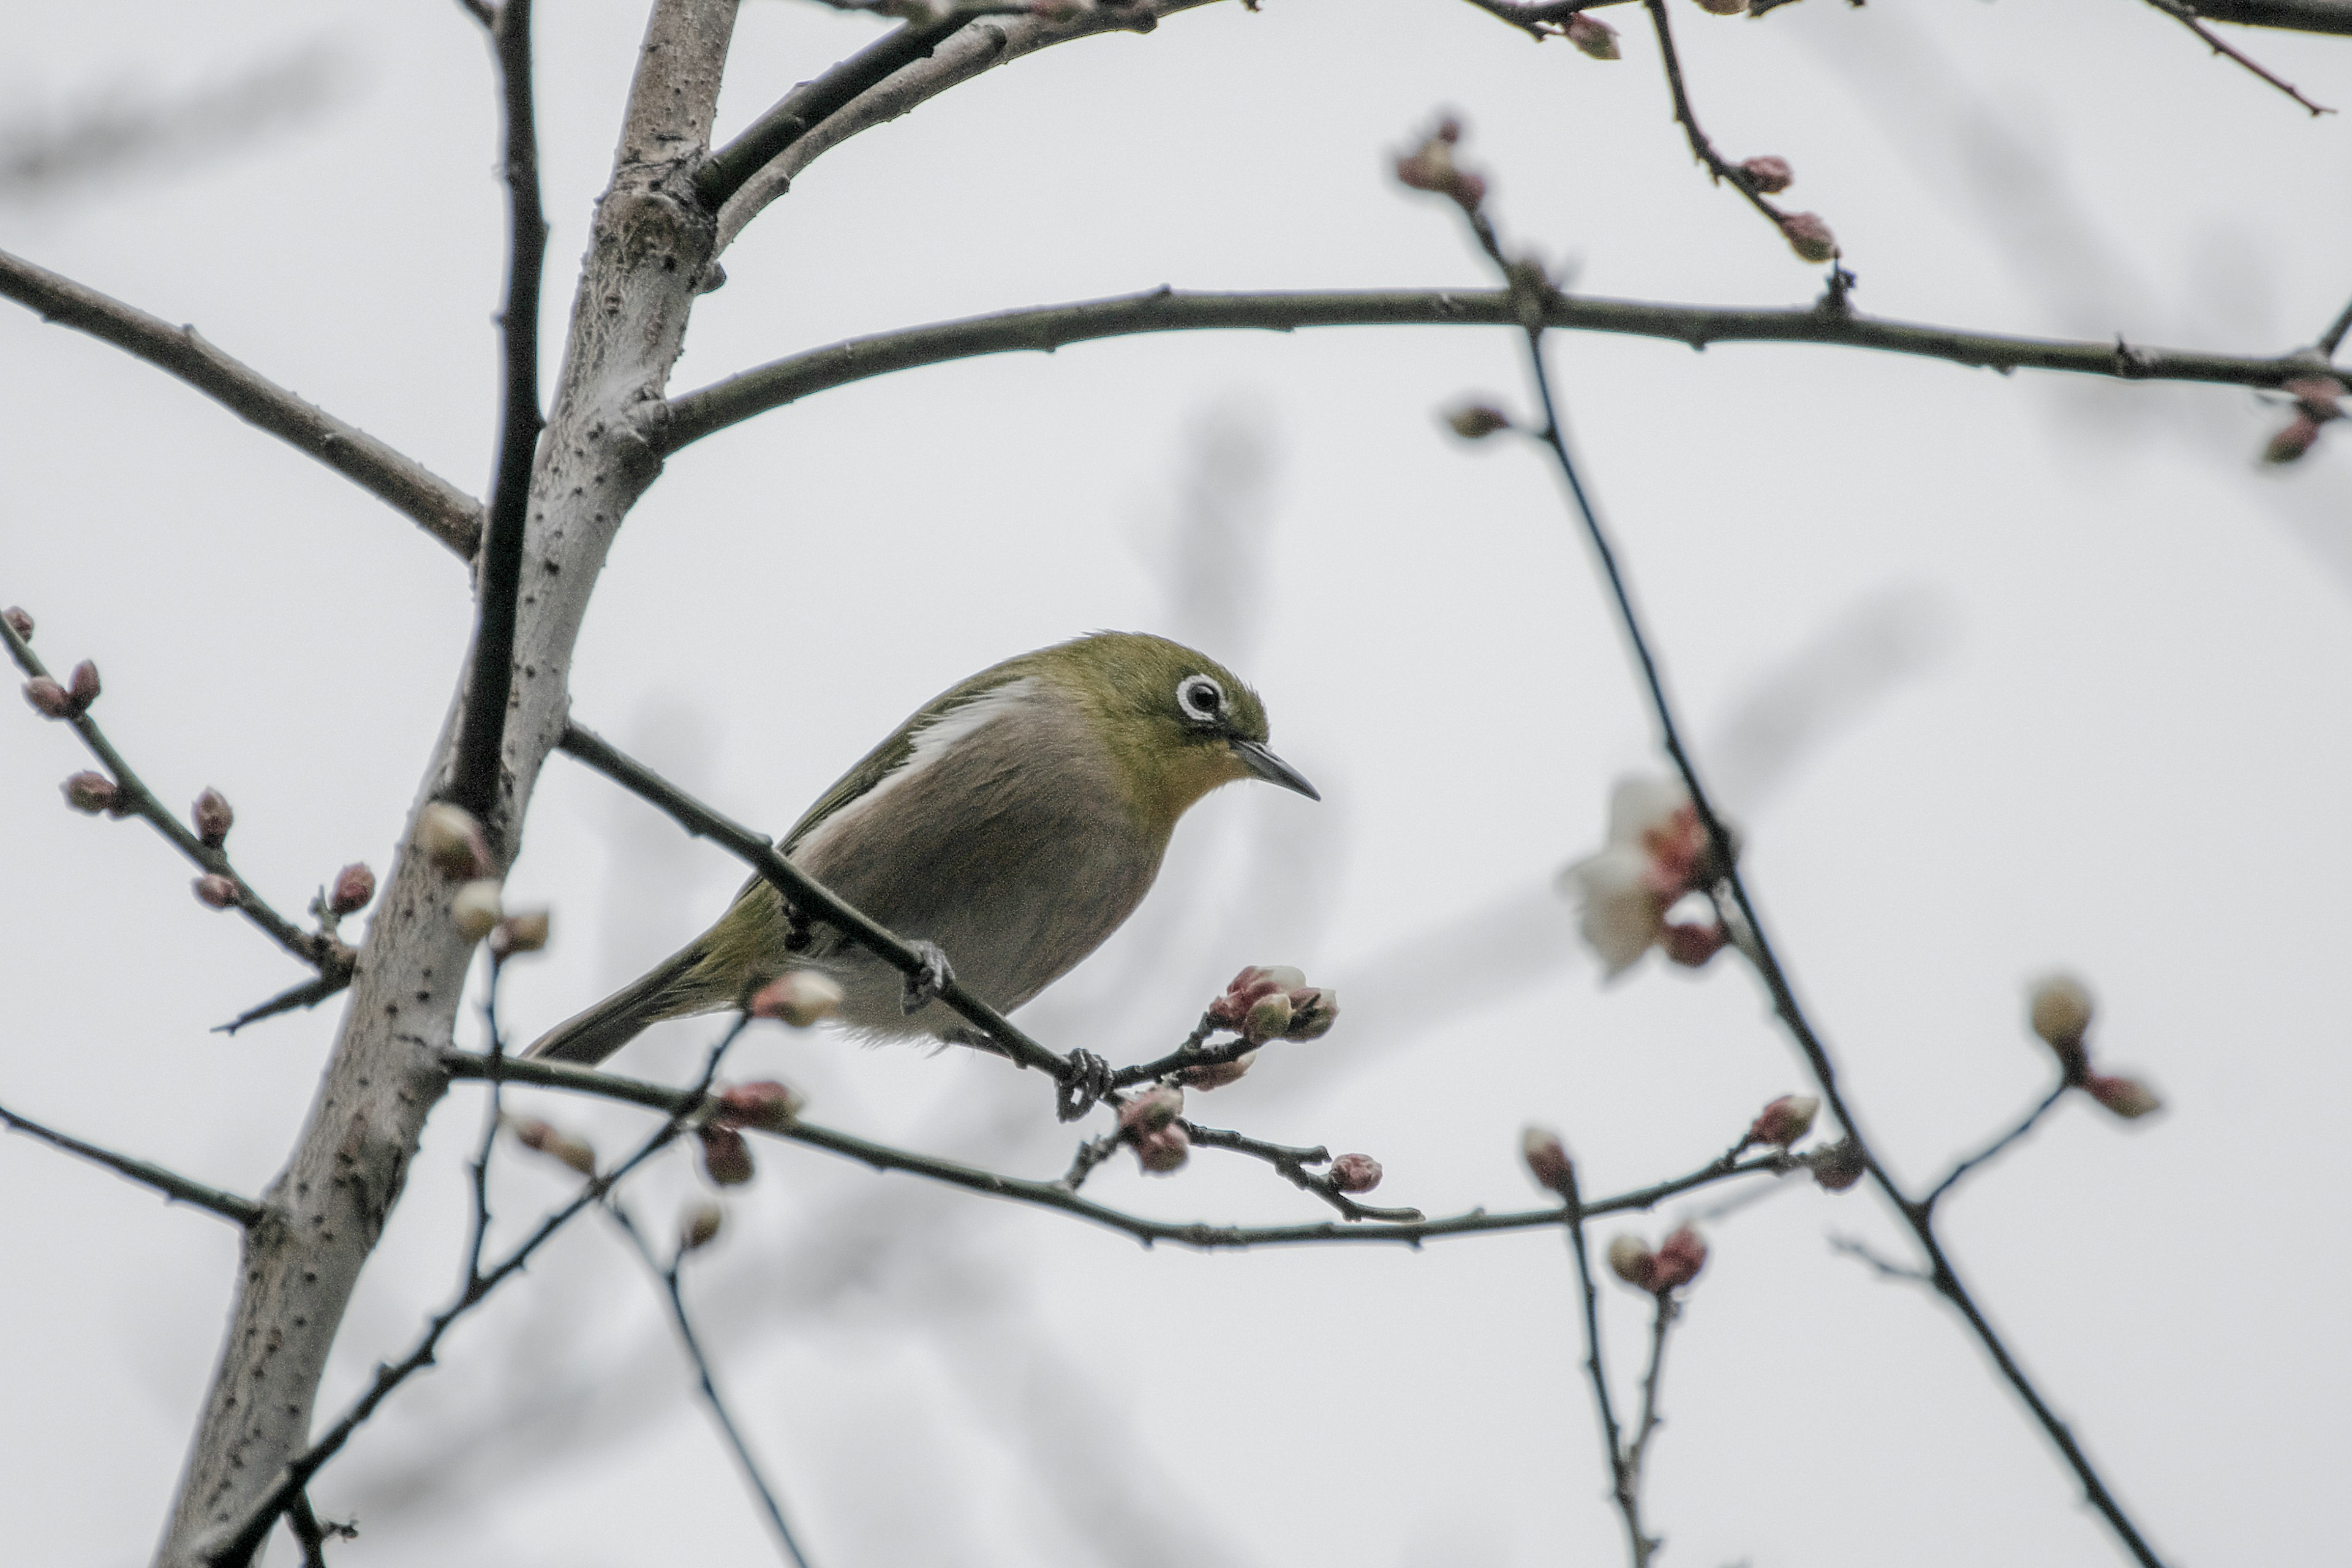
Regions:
[[1178, 674, 1225, 723]]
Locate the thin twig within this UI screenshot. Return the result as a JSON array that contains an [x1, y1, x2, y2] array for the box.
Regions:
[[443, 1049, 1792, 1250], [1180, 1121, 1425, 1223], [1828, 1232, 1932, 1285], [1923, 1080, 2070, 1211], [0, 247, 482, 557], [606, 1204, 816, 1567], [199, 1026, 745, 1566], [1559, 1163, 1640, 1564], [0, 1097, 263, 1226], [1641, 0, 1789, 230], [3, 611, 346, 986], [449, 0, 550, 834], [1619, 1292, 1679, 1567], [657, 286, 2324, 455], [2142, 0, 2335, 115], [1107, 1011, 1247, 1090], [2315, 291, 2352, 358]]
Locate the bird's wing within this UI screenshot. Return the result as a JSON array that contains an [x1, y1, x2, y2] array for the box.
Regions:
[[778, 663, 1039, 853]]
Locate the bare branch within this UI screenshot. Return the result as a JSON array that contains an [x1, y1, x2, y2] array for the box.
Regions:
[[1640, 0, 1792, 235], [0, 1097, 263, 1226], [1558, 1164, 1640, 1564], [2318, 292, 2352, 357], [0, 247, 483, 557], [1922, 1081, 2070, 1211], [2141, 0, 2335, 114], [1179, 1121, 1425, 1223], [2186, 0, 2352, 32], [1619, 1291, 1678, 1567], [449, 0, 551, 833], [658, 285, 2328, 456]]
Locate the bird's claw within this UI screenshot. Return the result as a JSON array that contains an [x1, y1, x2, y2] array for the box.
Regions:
[[1057, 1049, 1112, 1123], [901, 941, 954, 1015]]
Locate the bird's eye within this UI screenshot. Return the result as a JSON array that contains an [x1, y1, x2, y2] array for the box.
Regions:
[[1178, 674, 1224, 722]]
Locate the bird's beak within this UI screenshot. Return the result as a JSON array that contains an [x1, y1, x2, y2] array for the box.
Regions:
[[1230, 737, 1320, 801]]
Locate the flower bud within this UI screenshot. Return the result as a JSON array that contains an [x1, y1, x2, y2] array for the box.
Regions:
[[513, 1117, 598, 1178], [715, 1079, 805, 1132], [2263, 413, 2323, 464], [1566, 13, 1619, 58], [1694, 0, 1747, 13], [2027, 972, 2094, 1078], [1659, 920, 1728, 968], [415, 802, 490, 878], [2, 606, 32, 642], [679, 1200, 725, 1253], [191, 788, 234, 849], [1522, 1125, 1574, 1196], [1607, 1234, 1656, 1287], [1807, 1139, 1866, 1193], [1281, 986, 1339, 1041], [23, 677, 72, 718], [1739, 155, 1793, 194], [1749, 1093, 1820, 1147], [192, 873, 239, 910], [488, 909, 550, 962], [698, 1124, 755, 1186], [62, 770, 117, 813], [451, 878, 504, 941], [67, 660, 100, 712], [2282, 375, 2345, 422], [330, 862, 376, 916], [747, 971, 846, 1027], [1118, 1085, 1186, 1137], [1393, 117, 1486, 213], [2082, 1073, 2161, 1120], [1327, 1153, 1384, 1194], [1131, 1123, 1191, 1174], [1178, 1049, 1257, 1090], [1208, 965, 1308, 1026], [1650, 1225, 1708, 1290], [1779, 212, 1838, 264], [1242, 989, 1295, 1045], [1446, 403, 1514, 440]]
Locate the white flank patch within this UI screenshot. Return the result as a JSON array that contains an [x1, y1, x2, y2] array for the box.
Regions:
[[793, 677, 1045, 861]]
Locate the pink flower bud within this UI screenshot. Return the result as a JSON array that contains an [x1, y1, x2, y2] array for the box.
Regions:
[[62, 771, 118, 813], [2282, 375, 2345, 423], [1327, 1153, 1383, 1194], [1281, 986, 1339, 1041], [450, 879, 504, 941], [415, 802, 491, 878], [192, 873, 239, 910], [1119, 1085, 1186, 1137], [1522, 1125, 1574, 1196], [2264, 413, 2323, 464], [698, 1124, 755, 1186], [1607, 1234, 1655, 1287], [680, 1200, 725, 1253], [1242, 989, 1295, 1045], [1779, 212, 1838, 264], [488, 910, 550, 961], [1131, 1123, 1191, 1174], [1178, 1050, 1257, 1090], [1565, 13, 1619, 58], [2082, 1073, 2161, 1119], [22, 677, 71, 718], [1393, 118, 1487, 213], [330, 862, 376, 916], [1659, 920, 1728, 968], [1739, 155, 1793, 194], [1446, 403, 1514, 440], [1650, 1225, 1708, 1289], [2, 606, 31, 642], [1749, 1093, 1820, 1147], [747, 971, 845, 1027], [191, 788, 233, 849], [1807, 1139, 1867, 1193], [67, 660, 100, 712], [1207, 965, 1306, 1027], [514, 1118, 598, 1178], [715, 1079, 805, 1132]]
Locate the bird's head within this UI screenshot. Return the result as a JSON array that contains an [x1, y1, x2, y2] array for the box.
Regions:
[[1037, 632, 1317, 832]]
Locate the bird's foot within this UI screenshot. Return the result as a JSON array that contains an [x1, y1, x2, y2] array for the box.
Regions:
[[1057, 1049, 1112, 1123], [901, 941, 955, 1015]]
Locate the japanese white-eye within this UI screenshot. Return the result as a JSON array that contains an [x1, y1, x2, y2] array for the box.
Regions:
[[525, 631, 1317, 1064]]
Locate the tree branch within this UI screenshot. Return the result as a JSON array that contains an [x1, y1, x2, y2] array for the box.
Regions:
[[2186, 0, 2352, 32], [658, 285, 2329, 455], [1558, 1163, 1642, 1565], [1922, 1080, 2070, 1211], [0, 247, 483, 559], [0, 1097, 263, 1226], [443, 1049, 1792, 1249], [1178, 1120, 1425, 1223], [1641, 0, 1790, 234], [2141, 0, 2335, 115], [450, 0, 551, 834]]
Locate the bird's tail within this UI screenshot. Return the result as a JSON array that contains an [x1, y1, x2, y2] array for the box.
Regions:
[[522, 943, 715, 1065]]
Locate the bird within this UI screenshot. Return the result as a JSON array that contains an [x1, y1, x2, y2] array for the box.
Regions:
[[525, 631, 1317, 1065]]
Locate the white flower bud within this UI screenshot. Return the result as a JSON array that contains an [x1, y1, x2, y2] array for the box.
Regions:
[[451, 879, 504, 941]]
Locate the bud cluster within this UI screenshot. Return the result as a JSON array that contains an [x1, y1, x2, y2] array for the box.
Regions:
[[1607, 1224, 1709, 1292], [26, 661, 101, 721], [1560, 777, 1736, 978], [1205, 965, 1340, 1051], [1393, 116, 1487, 214], [1118, 1085, 1191, 1175], [2024, 973, 2161, 1120]]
